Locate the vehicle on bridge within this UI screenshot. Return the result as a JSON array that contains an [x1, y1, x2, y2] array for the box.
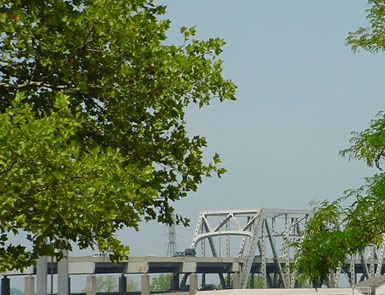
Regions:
[[173, 248, 196, 257]]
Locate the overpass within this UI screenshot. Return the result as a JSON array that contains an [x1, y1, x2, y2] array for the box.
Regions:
[[2, 254, 384, 294], [2, 208, 385, 294]]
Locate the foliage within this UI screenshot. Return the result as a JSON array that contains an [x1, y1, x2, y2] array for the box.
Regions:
[[150, 274, 171, 292], [0, 96, 156, 269], [293, 202, 349, 285], [346, 0, 385, 53], [294, 0, 385, 285], [96, 275, 117, 292], [247, 275, 264, 288], [0, 0, 236, 269], [88, 275, 138, 292], [294, 112, 385, 284]]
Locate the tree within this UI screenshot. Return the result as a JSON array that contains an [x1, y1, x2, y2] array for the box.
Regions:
[[0, 0, 236, 270], [0, 95, 153, 269], [294, 0, 385, 285], [95, 276, 117, 293], [150, 274, 171, 292]]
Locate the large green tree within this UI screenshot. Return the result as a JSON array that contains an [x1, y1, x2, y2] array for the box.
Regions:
[[294, 0, 385, 285], [0, 0, 236, 270]]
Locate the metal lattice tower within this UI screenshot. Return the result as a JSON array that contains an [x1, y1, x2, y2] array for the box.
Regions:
[[166, 223, 177, 257]]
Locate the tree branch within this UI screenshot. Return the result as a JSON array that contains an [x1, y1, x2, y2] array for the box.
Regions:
[[0, 81, 75, 90], [375, 148, 384, 171]]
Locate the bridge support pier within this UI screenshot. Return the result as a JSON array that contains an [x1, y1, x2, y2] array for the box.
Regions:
[[172, 273, 179, 290], [189, 273, 198, 295], [86, 274, 96, 295], [24, 275, 34, 295], [141, 273, 150, 295], [119, 274, 127, 294], [58, 250, 69, 295], [37, 256, 47, 295], [232, 272, 240, 289], [1, 276, 10, 295]]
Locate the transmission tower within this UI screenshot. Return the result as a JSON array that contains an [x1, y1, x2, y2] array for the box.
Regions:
[[166, 223, 177, 256]]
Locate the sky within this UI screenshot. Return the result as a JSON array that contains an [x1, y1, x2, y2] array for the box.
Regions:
[[121, 0, 385, 256], [7, 0, 385, 292]]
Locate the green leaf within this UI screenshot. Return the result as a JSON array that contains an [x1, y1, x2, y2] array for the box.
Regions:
[[0, 0, 236, 271]]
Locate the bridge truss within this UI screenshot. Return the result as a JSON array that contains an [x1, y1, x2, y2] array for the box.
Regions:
[[191, 208, 385, 289]]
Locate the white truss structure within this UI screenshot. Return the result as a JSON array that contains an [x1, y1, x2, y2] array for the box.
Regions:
[[191, 208, 385, 288], [191, 208, 385, 289], [349, 239, 385, 284], [191, 208, 310, 288]]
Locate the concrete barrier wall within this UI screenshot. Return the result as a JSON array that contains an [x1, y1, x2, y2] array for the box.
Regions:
[[196, 288, 364, 295]]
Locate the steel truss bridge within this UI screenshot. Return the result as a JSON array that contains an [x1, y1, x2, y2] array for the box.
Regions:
[[3, 207, 385, 294], [190, 208, 385, 289]]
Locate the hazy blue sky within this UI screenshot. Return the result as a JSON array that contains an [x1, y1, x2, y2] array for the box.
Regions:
[[120, 0, 385, 256], [11, 1, 385, 292]]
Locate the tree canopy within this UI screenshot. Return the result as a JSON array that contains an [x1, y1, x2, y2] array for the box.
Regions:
[[294, 0, 385, 285], [0, 0, 236, 270]]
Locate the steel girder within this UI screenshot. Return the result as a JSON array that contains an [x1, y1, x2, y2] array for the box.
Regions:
[[191, 208, 311, 289], [191, 208, 385, 289]]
